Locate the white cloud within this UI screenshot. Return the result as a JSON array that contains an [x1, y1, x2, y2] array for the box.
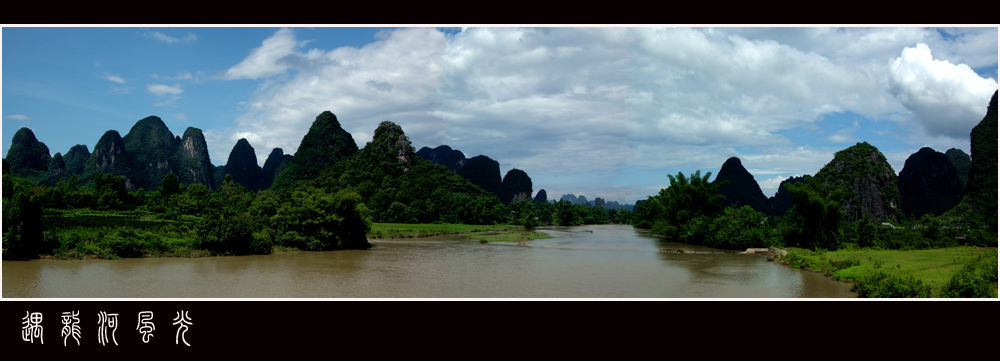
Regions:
[[433, 27, 633, 176], [104, 74, 125, 84], [152, 71, 200, 82], [224, 28, 301, 80], [888, 43, 998, 139], [147, 83, 183, 96], [623, 28, 883, 169], [215, 27, 996, 204], [147, 84, 183, 107], [5, 114, 30, 120], [826, 119, 860, 143], [758, 175, 798, 198], [146, 31, 197, 44], [221, 27, 448, 165]]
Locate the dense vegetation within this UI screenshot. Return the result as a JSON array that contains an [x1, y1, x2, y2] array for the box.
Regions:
[[2, 115, 634, 261], [270, 111, 359, 189], [629, 92, 998, 297]]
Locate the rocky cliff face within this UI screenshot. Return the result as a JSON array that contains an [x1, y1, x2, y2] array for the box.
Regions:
[[48, 153, 65, 177], [350, 121, 415, 178], [897, 147, 964, 218], [458, 155, 502, 196], [814, 142, 901, 223], [83, 130, 134, 189], [223, 138, 263, 191], [66, 117, 215, 191], [174, 127, 216, 190], [416, 145, 467, 173], [712, 157, 771, 215], [271, 111, 359, 189], [499, 168, 532, 204]]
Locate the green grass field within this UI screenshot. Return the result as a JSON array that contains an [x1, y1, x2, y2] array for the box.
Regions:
[[780, 246, 998, 297]]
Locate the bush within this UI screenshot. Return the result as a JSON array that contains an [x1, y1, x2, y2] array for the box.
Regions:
[[3, 176, 45, 259], [705, 205, 777, 250], [781, 252, 811, 269], [828, 257, 861, 271], [853, 271, 932, 298], [941, 254, 999, 298], [197, 213, 269, 255]]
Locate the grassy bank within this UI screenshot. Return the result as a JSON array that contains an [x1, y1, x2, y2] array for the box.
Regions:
[[367, 222, 552, 241], [778, 246, 998, 297], [37, 214, 555, 259]]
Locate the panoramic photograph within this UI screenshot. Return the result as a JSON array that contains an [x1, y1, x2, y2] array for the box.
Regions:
[[2, 26, 997, 299]]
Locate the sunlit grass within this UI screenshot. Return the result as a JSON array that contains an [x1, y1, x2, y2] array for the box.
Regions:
[[781, 246, 998, 296]]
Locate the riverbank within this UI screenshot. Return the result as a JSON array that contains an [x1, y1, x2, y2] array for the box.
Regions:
[[33, 220, 553, 260], [772, 246, 998, 297], [368, 222, 552, 242]]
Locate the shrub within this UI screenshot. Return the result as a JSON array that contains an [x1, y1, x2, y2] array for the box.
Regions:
[[853, 271, 932, 298], [705, 205, 778, 250], [829, 257, 861, 271], [941, 254, 999, 298]]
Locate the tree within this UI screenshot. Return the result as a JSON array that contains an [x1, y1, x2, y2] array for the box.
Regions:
[[272, 188, 372, 250], [554, 200, 583, 226], [159, 171, 182, 197], [648, 170, 727, 244], [3, 175, 45, 259], [510, 199, 539, 228], [782, 176, 844, 250], [94, 173, 129, 210], [384, 201, 414, 223], [197, 212, 271, 255], [705, 205, 776, 250]]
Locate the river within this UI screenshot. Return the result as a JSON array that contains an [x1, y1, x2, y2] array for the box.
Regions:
[[2, 224, 855, 298]]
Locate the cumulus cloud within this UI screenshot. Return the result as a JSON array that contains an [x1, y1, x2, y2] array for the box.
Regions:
[[217, 27, 996, 203], [224, 28, 302, 80], [221, 27, 448, 165], [432, 27, 634, 175], [888, 43, 998, 139], [623, 28, 883, 169]]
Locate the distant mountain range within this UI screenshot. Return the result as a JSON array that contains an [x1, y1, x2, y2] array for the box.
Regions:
[[416, 145, 535, 205], [701, 90, 997, 223]]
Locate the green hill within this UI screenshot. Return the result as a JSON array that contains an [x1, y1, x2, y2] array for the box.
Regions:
[[271, 111, 359, 189]]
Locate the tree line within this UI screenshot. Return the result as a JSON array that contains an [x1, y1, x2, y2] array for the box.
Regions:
[[2, 159, 634, 260], [632, 169, 996, 252]]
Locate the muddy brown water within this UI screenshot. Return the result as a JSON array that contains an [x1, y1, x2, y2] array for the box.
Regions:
[[2, 224, 855, 298]]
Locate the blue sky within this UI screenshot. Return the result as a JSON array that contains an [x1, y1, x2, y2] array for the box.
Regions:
[[3, 26, 997, 204]]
